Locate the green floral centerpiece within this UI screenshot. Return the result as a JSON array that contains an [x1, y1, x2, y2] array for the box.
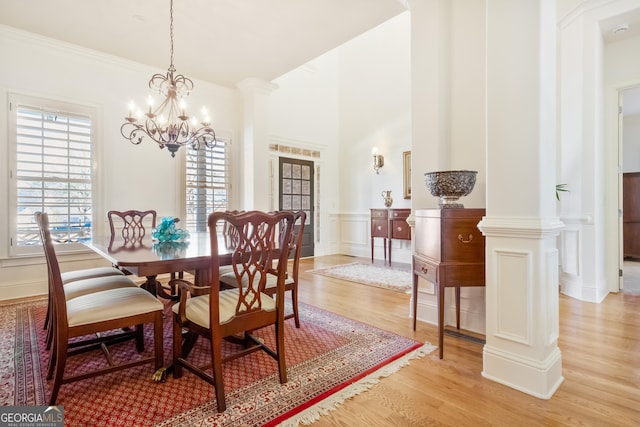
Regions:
[[152, 217, 190, 243]]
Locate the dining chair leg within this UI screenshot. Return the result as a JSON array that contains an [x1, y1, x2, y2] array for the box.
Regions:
[[172, 314, 184, 379], [45, 318, 54, 350], [211, 338, 226, 413], [135, 324, 145, 353], [49, 339, 68, 405], [292, 288, 300, 328], [276, 321, 287, 384], [46, 334, 58, 380]]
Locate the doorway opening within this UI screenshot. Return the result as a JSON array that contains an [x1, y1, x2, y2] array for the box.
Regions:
[[620, 85, 640, 295], [278, 157, 314, 257]]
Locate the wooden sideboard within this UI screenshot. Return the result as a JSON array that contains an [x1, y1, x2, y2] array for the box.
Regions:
[[412, 208, 486, 359], [370, 208, 411, 264]]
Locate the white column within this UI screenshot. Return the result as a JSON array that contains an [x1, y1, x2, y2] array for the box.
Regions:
[[410, 0, 452, 210], [236, 78, 278, 210], [478, 0, 564, 398]]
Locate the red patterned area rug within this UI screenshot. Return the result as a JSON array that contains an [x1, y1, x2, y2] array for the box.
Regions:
[[0, 299, 434, 426]]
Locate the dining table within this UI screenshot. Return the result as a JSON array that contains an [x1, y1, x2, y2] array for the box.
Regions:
[[83, 232, 233, 300], [84, 232, 236, 381]]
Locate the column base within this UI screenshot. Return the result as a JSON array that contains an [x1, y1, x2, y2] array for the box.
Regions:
[[482, 345, 564, 399]]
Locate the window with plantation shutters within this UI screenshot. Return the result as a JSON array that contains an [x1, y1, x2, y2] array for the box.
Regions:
[[9, 94, 95, 256], [185, 139, 230, 232]]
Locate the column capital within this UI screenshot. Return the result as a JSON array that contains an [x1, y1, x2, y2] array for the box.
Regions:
[[478, 216, 565, 239]]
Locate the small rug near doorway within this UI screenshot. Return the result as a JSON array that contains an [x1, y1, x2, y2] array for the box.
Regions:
[[1, 298, 433, 426], [308, 262, 412, 293]]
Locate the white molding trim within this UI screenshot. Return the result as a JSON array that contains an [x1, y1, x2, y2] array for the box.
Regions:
[[478, 217, 565, 238]]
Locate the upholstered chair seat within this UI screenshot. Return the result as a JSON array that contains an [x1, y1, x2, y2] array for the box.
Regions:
[[63, 275, 139, 301], [67, 287, 163, 327], [172, 288, 276, 329], [61, 266, 124, 284]]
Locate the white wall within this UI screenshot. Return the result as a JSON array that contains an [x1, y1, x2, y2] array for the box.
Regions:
[[269, 52, 342, 256], [338, 12, 412, 214], [269, 12, 414, 262], [336, 12, 412, 262], [0, 25, 239, 300]]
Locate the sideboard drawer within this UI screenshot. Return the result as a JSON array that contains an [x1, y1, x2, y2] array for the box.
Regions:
[[389, 209, 410, 220], [390, 219, 410, 239], [441, 219, 485, 263], [413, 256, 437, 283], [371, 219, 388, 237], [371, 209, 388, 219]]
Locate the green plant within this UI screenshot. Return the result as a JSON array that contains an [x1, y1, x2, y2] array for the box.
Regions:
[[556, 183, 569, 201]]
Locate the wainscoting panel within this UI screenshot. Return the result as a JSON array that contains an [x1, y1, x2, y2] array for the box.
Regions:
[[495, 249, 532, 345], [560, 224, 581, 276]]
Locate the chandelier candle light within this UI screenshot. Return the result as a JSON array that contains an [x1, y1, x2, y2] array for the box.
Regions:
[[121, 0, 217, 157]]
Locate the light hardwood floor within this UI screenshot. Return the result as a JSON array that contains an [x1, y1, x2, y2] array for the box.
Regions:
[[298, 255, 640, 427]]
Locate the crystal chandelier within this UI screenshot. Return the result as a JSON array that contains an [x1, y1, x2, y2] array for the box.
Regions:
[[121, 0, 217, 157]]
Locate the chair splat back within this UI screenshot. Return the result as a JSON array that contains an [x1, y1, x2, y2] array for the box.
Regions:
[[211, 210, 295, 321], [107, 209, 157, 244]]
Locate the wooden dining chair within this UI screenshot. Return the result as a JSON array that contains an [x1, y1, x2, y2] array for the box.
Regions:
[[36, 214, 137, 350], [219, 210, 307, 328], [107, 209, 157, 248], [35, 211, 164, 405], [267, 210, 306, 328], [108, 209, 185, 295], [171, 210, 295, 412]]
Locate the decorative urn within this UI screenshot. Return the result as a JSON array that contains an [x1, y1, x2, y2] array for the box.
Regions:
[[424, 170, 477, 208]]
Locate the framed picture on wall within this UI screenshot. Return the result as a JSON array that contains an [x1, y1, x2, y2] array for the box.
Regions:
[[403, 150, 411, 199]]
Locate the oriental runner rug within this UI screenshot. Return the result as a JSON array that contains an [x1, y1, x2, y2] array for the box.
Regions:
[[0, 298, 434, 426], [308, 262, 412, 293]]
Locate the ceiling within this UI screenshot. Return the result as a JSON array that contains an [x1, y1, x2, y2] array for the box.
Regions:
[[3, 0, 640, 111], [0, 0, 407, 88]]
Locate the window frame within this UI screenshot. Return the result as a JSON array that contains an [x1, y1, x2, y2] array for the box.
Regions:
[[183, 136, 231, 233], [8, 93, 99, 257]]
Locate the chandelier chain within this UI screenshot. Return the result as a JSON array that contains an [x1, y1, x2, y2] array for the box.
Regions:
[[169, 0, 174, 72]]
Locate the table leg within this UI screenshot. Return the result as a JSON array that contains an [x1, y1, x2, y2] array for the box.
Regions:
[[144, 275, 180, 300], [141, 275, 158, 297]]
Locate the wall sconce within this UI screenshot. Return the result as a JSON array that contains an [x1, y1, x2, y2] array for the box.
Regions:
[[372, 147, 384, 174]]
